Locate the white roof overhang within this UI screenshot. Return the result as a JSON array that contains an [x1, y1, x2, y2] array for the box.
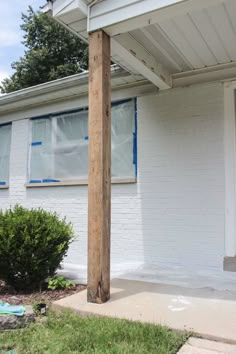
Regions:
[[46, 0, 236, 90], [0, 65, 154, 115]]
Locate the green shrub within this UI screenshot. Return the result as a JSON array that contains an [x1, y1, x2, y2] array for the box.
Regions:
[[48, 276, 75, 290], [0, 205, 74, 291]]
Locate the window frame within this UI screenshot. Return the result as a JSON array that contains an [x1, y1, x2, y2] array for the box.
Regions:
[[27, 98, 137, 187]]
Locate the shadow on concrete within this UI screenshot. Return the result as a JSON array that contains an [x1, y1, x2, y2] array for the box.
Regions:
[[109, 278, 236, 303]]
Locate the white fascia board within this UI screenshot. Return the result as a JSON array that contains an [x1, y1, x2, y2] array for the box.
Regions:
[[89, 0, 184, 30], [53, 0, 74, 16], [54, 16, 88, 42], [173, 62, 236, 87], [41, 2, 53, 14], [111, 35, 171, 90], [49, 0, 89, 41], [53, 0, 87, 17], [89, 0, 225, 36], [76, 0, 88, 16]]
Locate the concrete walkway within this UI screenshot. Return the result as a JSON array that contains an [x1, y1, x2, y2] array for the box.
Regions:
[[54, 278, 236, 343], [178, 338, 236, 353]]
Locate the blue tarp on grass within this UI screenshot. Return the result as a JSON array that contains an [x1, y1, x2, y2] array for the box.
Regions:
[[0, 301, 25, 316]]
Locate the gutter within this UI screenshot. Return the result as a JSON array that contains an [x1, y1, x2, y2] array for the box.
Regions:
[[0, 65, 126, 107]]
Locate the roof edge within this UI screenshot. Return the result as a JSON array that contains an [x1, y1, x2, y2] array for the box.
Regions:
[[0, 65, 124, 107]]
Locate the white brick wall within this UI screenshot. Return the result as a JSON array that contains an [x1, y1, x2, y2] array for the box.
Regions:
[[0, 82, 225, 282], [137, 82, 224, 270]]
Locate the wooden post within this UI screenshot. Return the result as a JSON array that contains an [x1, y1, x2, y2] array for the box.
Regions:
[[87, 30, 111, 303]]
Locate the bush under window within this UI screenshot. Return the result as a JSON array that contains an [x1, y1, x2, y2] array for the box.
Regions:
[[0, 205, 74, 291]]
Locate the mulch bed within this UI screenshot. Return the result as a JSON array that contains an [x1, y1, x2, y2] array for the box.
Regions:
[[0, 280, 86, 306]]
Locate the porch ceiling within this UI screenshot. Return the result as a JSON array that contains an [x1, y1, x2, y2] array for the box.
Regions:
[[127, 0, 236, 74], [49, 0, 236, 89]]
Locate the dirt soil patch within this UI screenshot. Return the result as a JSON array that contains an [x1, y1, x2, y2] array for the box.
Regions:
[[0, 280, 86, 306]]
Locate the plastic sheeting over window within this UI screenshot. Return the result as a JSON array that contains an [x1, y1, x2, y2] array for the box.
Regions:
[[111, 99, 136, 178], [29, 99, 136, 183], [0, 124, 11, 185]]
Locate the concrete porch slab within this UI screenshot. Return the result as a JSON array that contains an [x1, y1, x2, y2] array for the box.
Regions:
[[178, 338, 236, 353], [53, 278, 236, 343]]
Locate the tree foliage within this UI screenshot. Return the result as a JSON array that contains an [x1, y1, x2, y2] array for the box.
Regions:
[[1, 6, 88, 93]]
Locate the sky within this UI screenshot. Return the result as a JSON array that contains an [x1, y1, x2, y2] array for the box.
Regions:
[[0, 0, 45, 84]]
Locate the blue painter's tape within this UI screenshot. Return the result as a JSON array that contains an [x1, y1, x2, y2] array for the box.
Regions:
[[31, 116, 51, 121], [42, 179, 60, 183], [31, 142, 42, 146], [0, 122, 11, 128], [84, 136, 89, 140], [29, 180, 42, 183], [133, 97, 138, 177], [0, 181, 6, 185], [133, 132, 137, 171]]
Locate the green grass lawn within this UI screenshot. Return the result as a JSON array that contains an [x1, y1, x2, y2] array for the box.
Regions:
[[0, 310, 189, 354]]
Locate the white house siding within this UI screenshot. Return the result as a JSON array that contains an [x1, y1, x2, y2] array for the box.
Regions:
[[0, 82, 225, 282]]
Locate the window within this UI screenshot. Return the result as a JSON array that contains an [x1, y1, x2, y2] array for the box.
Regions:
[[0, 124, 11, 186], [224, 82, 236, 259], [29, 99, 137, 184]]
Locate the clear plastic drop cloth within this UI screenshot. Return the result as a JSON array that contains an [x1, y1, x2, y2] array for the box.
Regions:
[[54, 111, 88, 180], [30, 99, 136, 182], [0, 124, 11, 184], [111, 99, 136, 178], [30, 118, 54, 181]]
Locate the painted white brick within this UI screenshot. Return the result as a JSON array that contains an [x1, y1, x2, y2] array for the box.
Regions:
[[0, 82, 225, 281], [136, 82, 224, 269]]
